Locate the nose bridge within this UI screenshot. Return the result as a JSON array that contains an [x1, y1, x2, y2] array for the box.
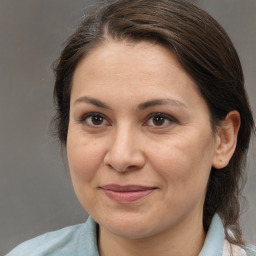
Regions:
[[114, 123, 134, 151], [104, 123, 145, 172]]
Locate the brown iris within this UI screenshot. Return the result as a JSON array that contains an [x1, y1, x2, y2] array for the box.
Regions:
[[91, 115, 104, 125], [152, 116, 166, 126]]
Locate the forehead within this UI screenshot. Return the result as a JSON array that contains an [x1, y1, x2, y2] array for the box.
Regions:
[[73, 41, 195, 86], [70, 40, 205, 109]]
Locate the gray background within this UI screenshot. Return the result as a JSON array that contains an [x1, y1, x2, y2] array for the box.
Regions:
[[0, 0, 255, 255]]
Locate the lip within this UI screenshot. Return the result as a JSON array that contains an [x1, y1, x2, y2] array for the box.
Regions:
[[100, 184, 157, 204]]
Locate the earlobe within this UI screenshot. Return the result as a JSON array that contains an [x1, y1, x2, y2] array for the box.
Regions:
[[212, 111, 241, 169]]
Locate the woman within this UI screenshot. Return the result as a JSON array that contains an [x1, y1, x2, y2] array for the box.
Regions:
[[7, 0, 255, 255]]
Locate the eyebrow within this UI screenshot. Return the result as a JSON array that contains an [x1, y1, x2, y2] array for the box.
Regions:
[[137, 98, 187, 110], [74, 96, 187, 110], [74, 96, 112, 109]]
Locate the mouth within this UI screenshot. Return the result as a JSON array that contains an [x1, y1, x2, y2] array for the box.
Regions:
[[99, 184, 157, 203]]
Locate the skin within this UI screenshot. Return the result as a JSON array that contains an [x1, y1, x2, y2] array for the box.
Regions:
[[67, 40, 240, 256]]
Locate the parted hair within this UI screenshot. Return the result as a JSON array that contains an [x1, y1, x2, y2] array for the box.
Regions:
[[53, 0, 254, 247]]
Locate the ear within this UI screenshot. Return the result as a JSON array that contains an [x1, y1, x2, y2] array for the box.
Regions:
[[212, 111, 241, 169]]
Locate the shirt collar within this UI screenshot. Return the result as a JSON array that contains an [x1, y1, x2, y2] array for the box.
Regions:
[[79, 216, 99, 256], [199, 214, 224, 256], [83, 214, 224, 256]]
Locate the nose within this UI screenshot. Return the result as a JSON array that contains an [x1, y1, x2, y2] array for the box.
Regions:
[[104, 126, 146, 173]]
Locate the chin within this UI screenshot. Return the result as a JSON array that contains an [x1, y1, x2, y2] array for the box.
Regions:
[[96, 212, 163, 240], [104, 223, 154, 239]]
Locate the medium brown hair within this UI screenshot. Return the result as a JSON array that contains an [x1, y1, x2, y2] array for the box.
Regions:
[[53, 0, 254, 246]]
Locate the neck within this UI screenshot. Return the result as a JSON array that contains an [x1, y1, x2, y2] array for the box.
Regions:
[[98, 212, 206, 256]]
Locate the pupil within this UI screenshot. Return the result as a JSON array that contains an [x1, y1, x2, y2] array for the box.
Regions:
[[153, 116, 164, 126], [92, 115, 103, 125]]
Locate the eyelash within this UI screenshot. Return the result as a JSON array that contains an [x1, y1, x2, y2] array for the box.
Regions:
[[79, 112, 109, 127], [145, 113, 177, 127], [79, 112, 177, 128]]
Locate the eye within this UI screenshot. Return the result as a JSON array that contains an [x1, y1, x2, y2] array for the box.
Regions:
[[145, 113, 176, 127], [80, 113, 109, 127]]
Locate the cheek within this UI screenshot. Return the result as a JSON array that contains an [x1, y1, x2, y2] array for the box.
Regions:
[[67, 132, 105, 184], [147, 132, 214, 193], [66, 132, 108, 212], [146, 139, 213, 221]]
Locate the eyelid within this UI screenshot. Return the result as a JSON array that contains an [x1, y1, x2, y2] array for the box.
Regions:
[[77, 112, 177, 128], [79, 112, 110, 126], [144, 112, 178, 127]]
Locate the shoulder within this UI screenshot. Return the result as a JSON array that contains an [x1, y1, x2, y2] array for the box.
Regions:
[[6, 217, 99, 256], [200, 214, 255, 256], [223, 240, 247, 256], [6, 224, 83, 256], [244, 246, 256, 256], [223, 240, 256, 256]]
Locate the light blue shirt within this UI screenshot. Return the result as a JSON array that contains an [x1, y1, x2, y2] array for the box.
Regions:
[[4, 214, 236, 256]]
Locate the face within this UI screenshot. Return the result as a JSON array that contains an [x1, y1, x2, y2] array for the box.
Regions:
[[67, 41, 219, 239]]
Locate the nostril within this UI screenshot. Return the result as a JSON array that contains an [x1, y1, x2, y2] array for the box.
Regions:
[[105, 162, 141, 173], [127, 165, 140, 171]]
